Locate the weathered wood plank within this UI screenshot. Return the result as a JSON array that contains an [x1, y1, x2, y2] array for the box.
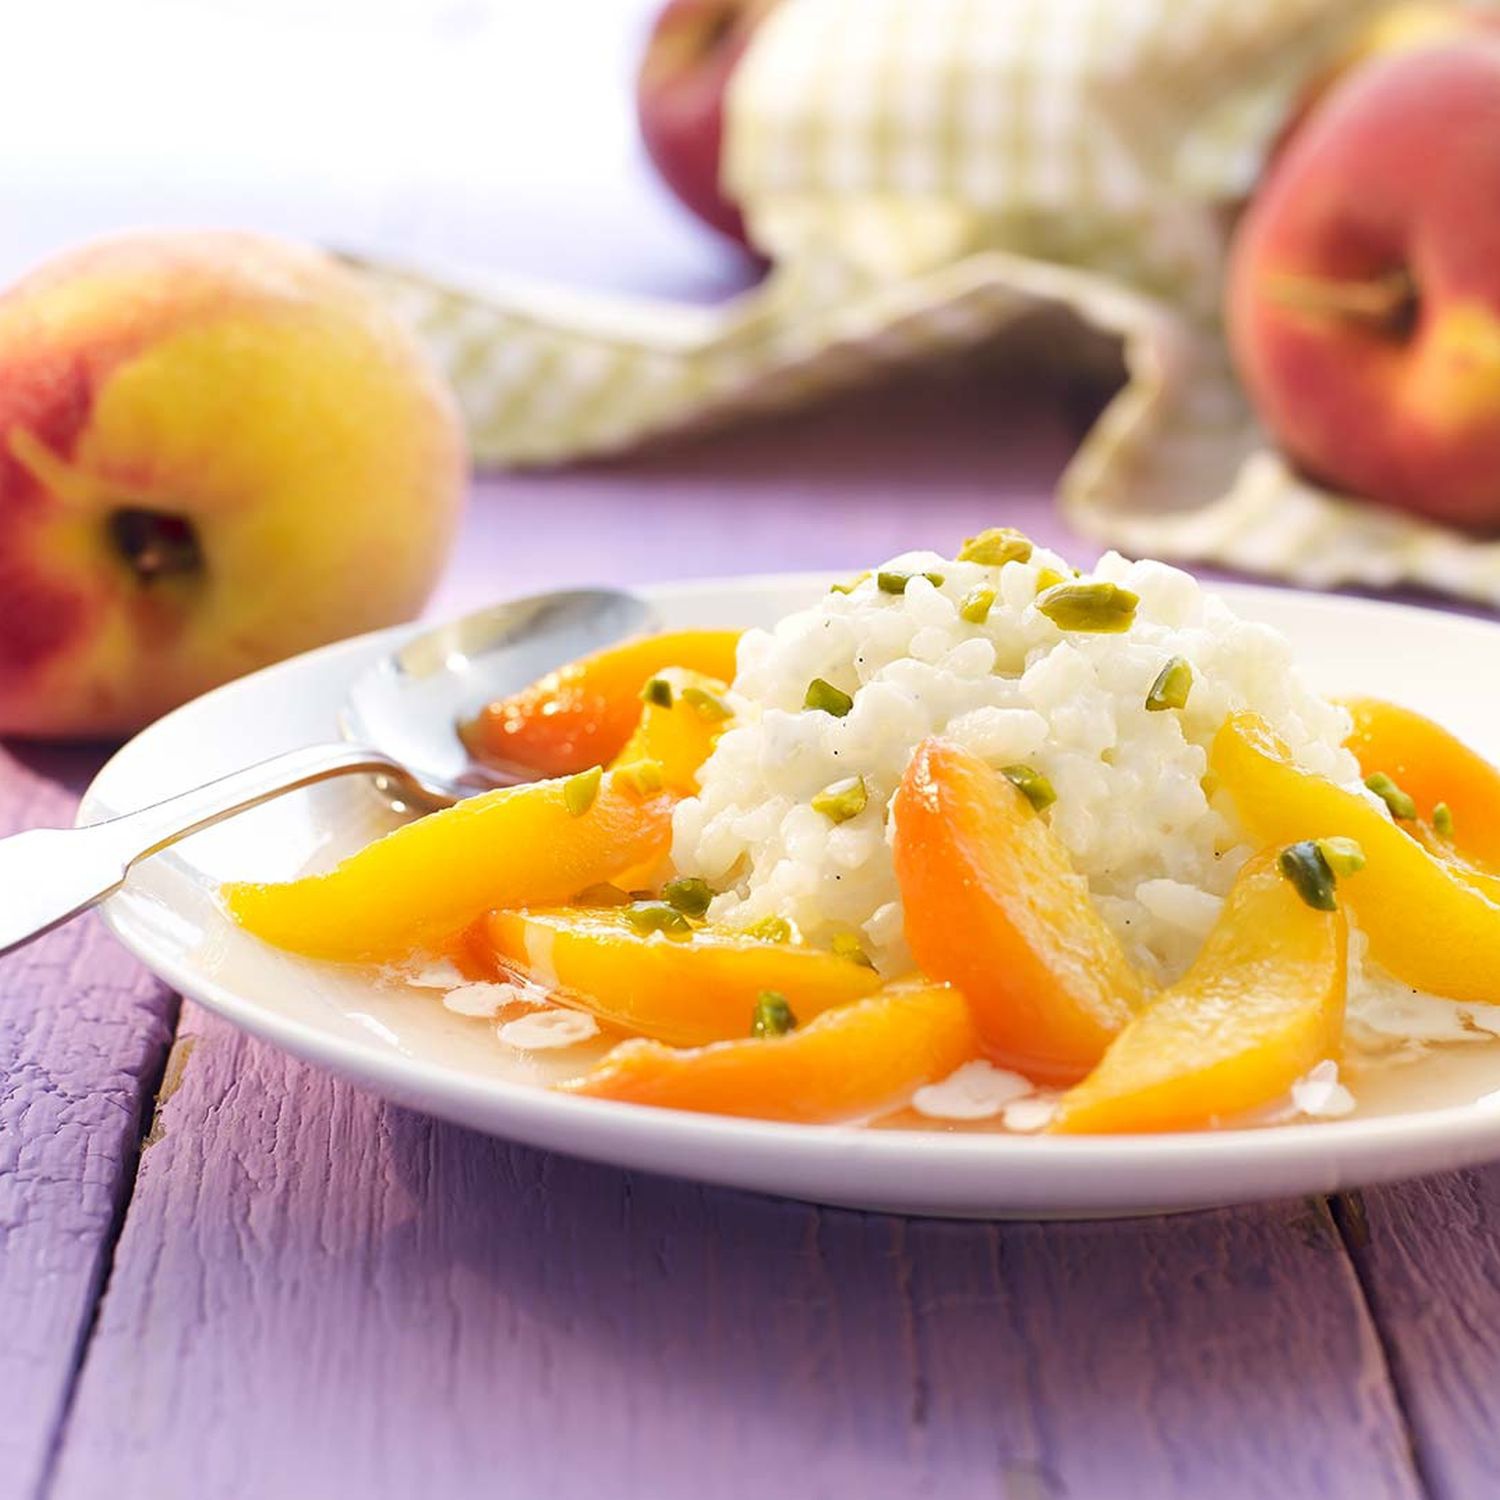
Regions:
[[0, 746, 176, 1500], [51, 1001, 1422, 1500], [1335, 1174, 1500, 1499]]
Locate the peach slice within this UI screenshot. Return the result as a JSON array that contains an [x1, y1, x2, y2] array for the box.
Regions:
[[472, 907, 880, 1046], [557, 982, 979, 1122], [1050, 853, 1347, 1134], [609, 667, 732, 793], [1212, 711, 1500, 1002], [224, 771, 675, 964], [1343, 696, 1500, 868], [891, 738, 1146, 1084], [459, 629, 742, 778]]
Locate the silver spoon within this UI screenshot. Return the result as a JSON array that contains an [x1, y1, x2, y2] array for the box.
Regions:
[[0, 587, 655, 957]]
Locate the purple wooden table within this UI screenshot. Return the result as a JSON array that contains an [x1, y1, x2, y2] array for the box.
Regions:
[[6, 6, 1500, 1489]]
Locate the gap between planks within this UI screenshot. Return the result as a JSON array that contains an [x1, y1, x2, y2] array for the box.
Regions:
[[30, 992, 183, 1500]]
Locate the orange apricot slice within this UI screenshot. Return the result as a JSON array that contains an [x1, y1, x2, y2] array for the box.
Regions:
[[1342, 697, 1500, 869], [224, 771, 674, 964], [556, 982, 979, 1122], [460, 629, 742, 778], [472, 907, 881, 1046], [1050, 852, 1346, 1134], [891, 738, 1146, 1084], [1212, 711, 1500, 1003], [609, 667, 732, 794]]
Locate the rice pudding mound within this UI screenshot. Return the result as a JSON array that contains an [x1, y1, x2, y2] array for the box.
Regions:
[[672, 542, 1364, 983]]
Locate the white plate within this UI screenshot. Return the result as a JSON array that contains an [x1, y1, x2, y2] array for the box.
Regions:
[[83, 574, 1500, 1219]]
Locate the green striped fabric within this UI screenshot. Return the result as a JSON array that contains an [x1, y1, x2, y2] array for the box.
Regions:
[[352, 0, 1500, 606]]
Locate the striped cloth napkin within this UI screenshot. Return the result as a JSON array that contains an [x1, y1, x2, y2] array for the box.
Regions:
[[351, 0, 1500, 607]]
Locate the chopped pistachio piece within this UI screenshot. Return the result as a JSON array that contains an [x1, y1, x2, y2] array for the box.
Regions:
[[804, 677, 854, 717], [1145, 656, 1193, 712], [876, 570, 945, 595], [623, 901, 693, 938], [614, 759, 664, 797], [1315, 837, 1366, 878], [751, 990, 797, 1038], [830, 571, 871, 595], [1278, 840, 1338, 912], [640, 676, 674, 708], [1001, 763, 1057, 812], [1434, 802, 1455, 837], [562, 765, 603, 817], [1034, 566, 1066, 592], [1365, 771, 1417, 821], [831, 932, 876, 969], [959, 586, 996, 624], [743, 915, 793, 944], [661, 876, 713, 918], [810, 775, 868, 824], [1036, 581, 1139, 633], [957, 527, 1033, 567], [681, 685, 732, 722]]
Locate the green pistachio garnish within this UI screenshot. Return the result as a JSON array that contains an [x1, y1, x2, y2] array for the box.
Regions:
[[1034, 566, 1066, 592], [957, 527, 1033, 568], [1036, 581, 1139, 633], [1365, 771, 1417, 820], [681, 685, 732, 722], [1278, 840, 1339, 911], [830, 571, 871, 595], [661, 876, 714, 918], [562, 765, 603, 817], [810, 775, 868, 824], [1001, 763, 1057, 812], [1315, 837, 1366, 878], [803, 677, 854, 717], [959, 586, 996, 624], [876, 570, 945, 595], [614, 759, 664, 797], [751, 990, 797, 1038], [640, 676, 674, 708], [743, 915, 794, 944], [1434, 802, 1455, 837], [831, 932, 876, 969], [623, 901, 693, 938], [1145, 656, 1193, 712]]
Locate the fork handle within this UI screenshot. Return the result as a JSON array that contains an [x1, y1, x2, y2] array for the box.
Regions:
[[0, 742, 413, 957]]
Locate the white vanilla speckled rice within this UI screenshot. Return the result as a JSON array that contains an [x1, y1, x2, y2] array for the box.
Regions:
[[672, 542, 1368, 985]]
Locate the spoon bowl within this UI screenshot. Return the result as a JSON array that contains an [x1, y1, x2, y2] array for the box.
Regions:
[[342, 587, 657, 810]]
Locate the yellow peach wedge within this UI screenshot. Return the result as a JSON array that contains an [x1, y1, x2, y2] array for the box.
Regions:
[[459, 629, 742, 778], [1050, 853, 1346, 1134], [891, 738, 1147, 1084], [472, 907, 881, 1046], [1342, 696, 1500, 868], [224, 770, 675, 964], [1212, 711, 1500, 1002], [557, 983, 979, 1123], [609, 667, 733, 793]]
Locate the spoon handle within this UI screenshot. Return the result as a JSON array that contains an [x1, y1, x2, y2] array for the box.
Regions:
[[0, 742, 416, 957]]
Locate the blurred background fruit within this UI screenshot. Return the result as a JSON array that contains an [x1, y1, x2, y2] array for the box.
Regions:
[[0, 231, 466, 737], [635, 0, 778, 249], [1227, 38, 1500, 532]]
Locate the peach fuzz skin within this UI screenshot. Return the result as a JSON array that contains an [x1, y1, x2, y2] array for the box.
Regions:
[[1227, 42, 1500, 531], [0, 231, 467, 737]]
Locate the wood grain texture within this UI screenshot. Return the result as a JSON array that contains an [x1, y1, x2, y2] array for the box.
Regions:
[[50, 1002, 1421, 1500], [0, 745, 176, 1500], [1337, 1175, 1500, 1500]]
